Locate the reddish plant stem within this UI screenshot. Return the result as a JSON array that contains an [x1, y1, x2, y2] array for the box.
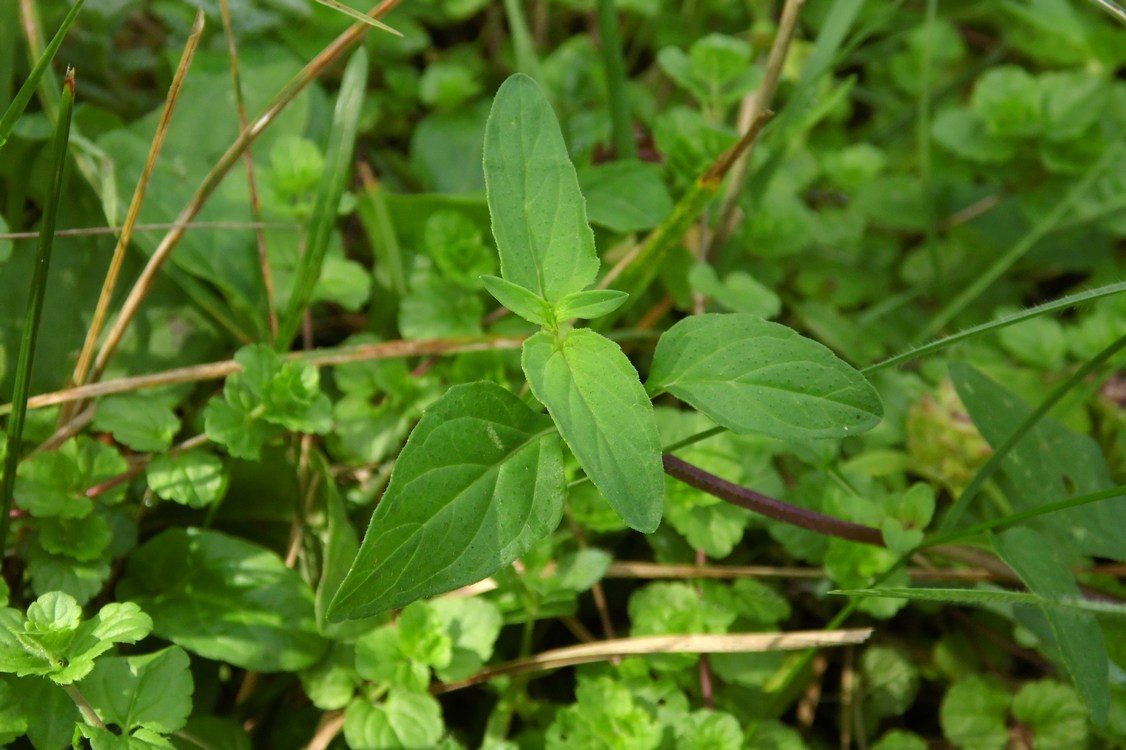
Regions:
[[662, 454, 885, 547]]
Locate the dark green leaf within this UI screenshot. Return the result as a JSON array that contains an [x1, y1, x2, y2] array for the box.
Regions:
[[83, 646, 193, 734], [328, 382, 565, 620], [92, 395, 180, 452], [117, 529, 326, 672], [146, 451, 226, 509], [647, 314, 883, 440], [578, 160, 674, 233], [994, 527, 1108, 727]]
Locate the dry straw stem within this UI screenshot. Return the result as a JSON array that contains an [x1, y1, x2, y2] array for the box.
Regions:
[[713, 0, 805, 250], [64, 9, 206, 424], [432, 629, 873, 694], [89, 0, 403, 385], [1, 335, 524, 416]]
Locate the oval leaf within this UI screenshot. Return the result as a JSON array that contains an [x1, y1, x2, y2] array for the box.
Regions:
[[522, 329, 664, 533], [116, 529, 326, 672], [647, 314, 883, 440], [483, 74, 598, 304], [328, 382, 565, 621], [482, 274, 551, 325], [555, 289, 629, 321]]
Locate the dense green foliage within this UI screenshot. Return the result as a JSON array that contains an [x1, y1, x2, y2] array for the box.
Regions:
[[2, 0, 1126, 748]]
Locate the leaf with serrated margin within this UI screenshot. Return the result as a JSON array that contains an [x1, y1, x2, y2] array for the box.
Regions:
[[647, 314, 882, 440], [483, 74, 598, 304], [523, 329, 663, 533], [328, 382, 565, 621]]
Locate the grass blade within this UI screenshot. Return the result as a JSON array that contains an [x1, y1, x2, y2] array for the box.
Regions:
[[0, 0, 83, 151], [596, 0, 636, 159], [277, 47, 369, 347], [0, 68, 75, 549], [918, 133, 1126, 340], [864, 279, 1126, 373], [314, 0, 403, 36], [830, 586, 1126, 619]]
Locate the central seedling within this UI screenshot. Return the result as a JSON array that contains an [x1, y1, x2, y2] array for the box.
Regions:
[[328, 74, 883, 622]]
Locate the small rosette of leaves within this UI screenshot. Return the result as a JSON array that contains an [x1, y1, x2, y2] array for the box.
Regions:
[[204, 344, 332, 460]]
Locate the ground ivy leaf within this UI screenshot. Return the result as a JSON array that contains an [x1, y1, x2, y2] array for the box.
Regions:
[[117, 529, 326, 672], [1012, 680, 1089, 750], [92, 394, 181, 452], [940, 675, 1010, 750], [994, 527, 1108, 727], [647, 314, 883, 440], [146, 450, 227, 509], [523, 329, 664, 532], [483, 73, 598, 304], [203, 399, 283, 461], [328, 382, 565, 621], [428, 597, 503, 683], [343, 690, 444, 750], [82, 646, 193, 735]]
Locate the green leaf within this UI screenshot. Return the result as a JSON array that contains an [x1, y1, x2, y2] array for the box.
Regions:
[[0, 677, 27, 745], [204, 344, 332, 459], [2, 675, 78, 749], [398, 276, 484, 339], [481, 274, 552, 325], [343, 691, 445, 750], [92, 395, 181, 452], [38, 513, 114, 562], [82, 646, 193, 735], [423, 210, 495, 289], [523, 329, 664, 533], [146, 451, 227, 509], [940, 676, 1011, 750], [971, 65, 1043, 139], [117, 529, 326, 672], [483, 74, 599, 304], [328, 382, 566, 621], [861, 646, 919, 719], [675, 710, 743, 750], [950, 363, 1126, 560], [688, 264, 781, 318], [830, 586, 1126, 618], [554, 290, 629, 321], [15, 437, 127, 517], [647, 314, 883, 441], [545, 675, 662, 750], [578, 160, 675, 233], [932, 108, 1017, 164], [428, 597, 503, 682], [398, 602, 453, 670], [1012, 680, 1090, 750], [994, 527, 1108, 727], [354, 626, 430, 692]]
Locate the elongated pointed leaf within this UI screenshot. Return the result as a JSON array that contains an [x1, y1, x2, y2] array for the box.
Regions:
[[483, 74, 598, 304], [647, 314, 883, 440], [482, 275, 552, 325], [523, 329, 663, 532], [328, 382, 565, 621], [994, 528, 1109, 728]]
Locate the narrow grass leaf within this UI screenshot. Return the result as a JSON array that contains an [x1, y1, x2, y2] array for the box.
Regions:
[[278, 47, 368, 346], [0, 0, 84, 150], [313, 0, 403, 36], [483, 74, 598, 305], [0, 69, 75, 550], [864, 280, 1126, 374], [830, 586, 1126, 618], [328, 382, 566, 621], [647, 314, 883, 440], [994, 527, 1109, 727], [523, 329, 664, 533]]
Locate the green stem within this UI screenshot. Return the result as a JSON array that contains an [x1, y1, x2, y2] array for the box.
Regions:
[[595, 0, 636, 159], [501, 0, 543, 83], [0, 68, 73, 554], [65, 684, 106, 729]]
